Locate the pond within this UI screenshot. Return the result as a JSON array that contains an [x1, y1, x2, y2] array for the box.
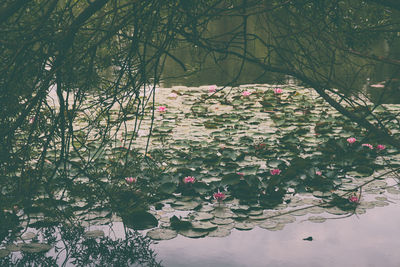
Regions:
[[1, 84, 400, 266]]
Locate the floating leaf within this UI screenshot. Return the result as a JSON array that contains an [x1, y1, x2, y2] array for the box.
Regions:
[[146, 228, 177, 240], [170, 216, 192, 230], [208, 227, 231, 238], [123, 211, 158, 230], [191, 221, 218, 231], [21, 232, 36, 240], [211, 218, 234, 225], [234, 222, 254, 231], [190, 212, 214, 221], [258, 220, 278, 229], [0, 249, 9, 258], [179, 229, 208, 238], [308, 216, 326, 223], [20, 243, 52, 253]]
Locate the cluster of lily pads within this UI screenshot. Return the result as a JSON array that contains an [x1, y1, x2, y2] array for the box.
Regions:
[[108, 84, 399, 240], [2, 84, 399, 249]]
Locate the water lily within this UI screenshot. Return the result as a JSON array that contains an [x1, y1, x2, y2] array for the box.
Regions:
[[255, 143, 266, 150], [242, 91, 251, 97], [346, 137, 356, 144], [158, 106, 166, 112], [315, 171, 322, 176], [376, 144, 386, 150], [348, 196, 359, 203], [270, 169, 281, 175], [274, 88, 283, 94], [209, 85, 217, 93], [362, 143, 373, 149], [213, 191, 226, 202], [183, 176, 195, 184], [125, 177, 137, 184]]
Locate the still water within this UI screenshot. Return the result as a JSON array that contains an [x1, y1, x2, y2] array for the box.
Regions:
[[154, 204, 400, 267]]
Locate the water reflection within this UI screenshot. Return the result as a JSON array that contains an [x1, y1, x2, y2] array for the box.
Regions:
[[0, 223, 161, 267], [162, 16, 400, 103]]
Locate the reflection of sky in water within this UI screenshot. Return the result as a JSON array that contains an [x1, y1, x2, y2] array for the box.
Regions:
[[152, 204, 400, 267]]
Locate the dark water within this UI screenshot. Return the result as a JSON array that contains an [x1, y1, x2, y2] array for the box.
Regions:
[[162, 17, 400, 103]]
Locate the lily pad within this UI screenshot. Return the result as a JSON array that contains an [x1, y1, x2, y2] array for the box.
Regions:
[[179, 229, 208, 238], [20, 243, 52, 253], [308, 216, 326, 223], [146, 228, 177, 240], [191, 221, 218, 231], [211, 218, 234, 225], [273, 214, 296, 224], [84, 230, 105, 238], [208, 227, 231, 238], [123, 211, 158, 230], [258, 220, 278, 229], [21, 232, 36, 240], [190, 212, 214, 221], [234, 222, 255, 231], [0, 249, 9, 258]]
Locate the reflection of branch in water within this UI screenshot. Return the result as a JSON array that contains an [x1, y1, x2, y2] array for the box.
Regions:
[[0, 224, 162, 267]]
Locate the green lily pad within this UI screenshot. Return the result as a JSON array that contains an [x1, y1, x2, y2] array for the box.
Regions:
[[146, 228, 177, 240], [265, 223, 285, 231], [190, 212, 214, 221], [172, 201, 200, 210], [199, 205, 215, 212], [123, 211, 158, 230], [179, 229, 208, 238], [247, 209, 263, 216], [273, 214, 296, 224], [20, 243, 52, 253], [0, 249, 9, 258], [258, 220, 278, 229], [289, 209, 309, 216], [84, 230, 105, 238], [249, 214, 270, 220], [211, 218, 234, 225], [326, 207, 348, 215], [21, 232, 36, 240], [191, 221, 218, 231], [231, 205, 250, 212], [312, 191, 332, 198], [213, 208, 235, 218], [234, 222, 255, 231], [6, 244, 22, 252], [308, 216, 326, 223], [208, 227, 231, 238], [387, 187, 400, 194]]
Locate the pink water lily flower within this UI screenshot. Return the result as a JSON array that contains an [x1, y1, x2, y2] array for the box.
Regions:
[[158, 106, 166, 112], [362, 143, 373, 149], [183, 176, 196, 184], [348, 196, 359, 203], [376, 144, 386, 150], [213, 191, 226, 202], [242, 91, 251, 97], [315, 171, 322, 176], [347, 137, 356, 144], [274, 88, 283, 94], [125, 177, 137, 184], [29, 116, 35, 124], [270, 169, 281, 175], [209, 85, 217, 93]]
